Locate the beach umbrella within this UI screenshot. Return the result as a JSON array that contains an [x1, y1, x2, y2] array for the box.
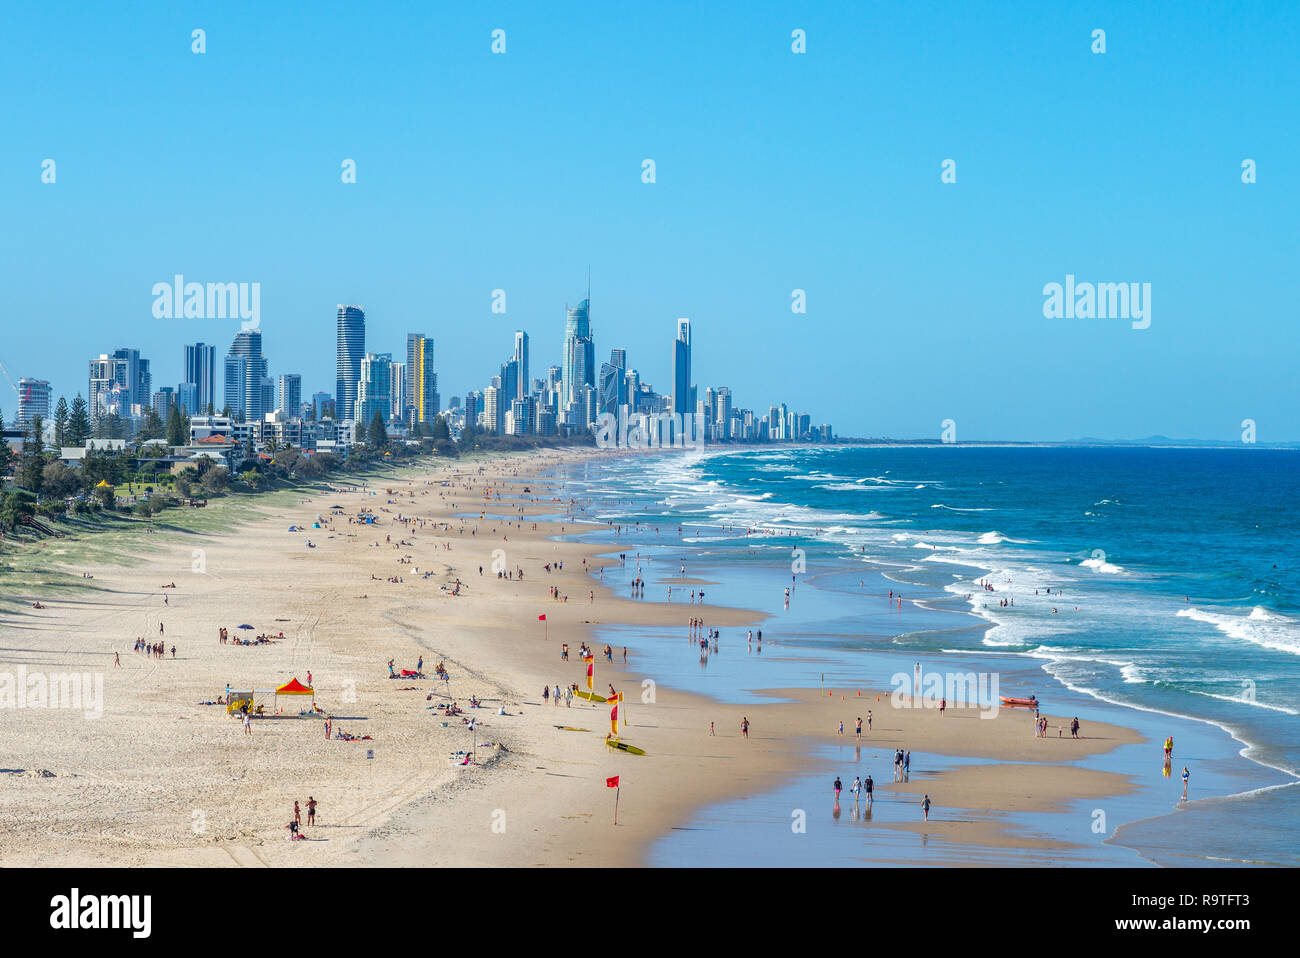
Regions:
[[237, 624, 254, 630]]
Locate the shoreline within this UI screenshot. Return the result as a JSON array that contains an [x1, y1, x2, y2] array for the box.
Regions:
[[0, 445, 1253, 867]]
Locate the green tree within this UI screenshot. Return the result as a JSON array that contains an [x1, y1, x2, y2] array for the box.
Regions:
[[431, 415, 451, 442], [95, 412, 127, 440], [166, 404, 187, 446], [67, 394, 91, 446], [53, 397, 70, 448], [82, 449, 128, 488], [458, 423, 478, 453], [139, 405, 165, 442], [42, 461, 86, 500], [200, 465, 230, 495], [0, 489, 37, 533], [92, 482, 115, 509], [367, 411, 387, 448], [17, 417, 45, 494]]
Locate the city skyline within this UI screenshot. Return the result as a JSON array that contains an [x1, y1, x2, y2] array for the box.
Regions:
[[4, 293, 831, 448], [5, 3, 1296, 441]]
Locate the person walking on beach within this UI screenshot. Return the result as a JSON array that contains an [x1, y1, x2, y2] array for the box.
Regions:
[[741, 717, 750, 739], [833, 776, 842, 802], [904, 750, 911, 777], [114, 652, 120, 668], [864, 774, 874, 805], [709, 722, 715, 736], [1181, 766, 1190, 801], [838, 721, 844, 736], [921, 794, 932, 822], [325, 716, 332, 739], [855, 717, 863, 740]]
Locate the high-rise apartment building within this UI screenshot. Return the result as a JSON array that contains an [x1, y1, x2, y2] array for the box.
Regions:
[[406, 333, 439, 426], [356, 353, 393, 425], [563, 299, 595, 406], [336, 305, 366, 422], [278, 374, 302, 417], [184, 343, 216, 413], [16, 378, 52, 429], [223, 329, 269, 421], [513, 331, 529, 402], [88, 348, 151, 423], [483, 385, 502, 435], [672, 318, 694, 417]]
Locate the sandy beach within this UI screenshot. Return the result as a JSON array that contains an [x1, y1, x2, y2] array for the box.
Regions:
[[0, 447, 1144, 867]]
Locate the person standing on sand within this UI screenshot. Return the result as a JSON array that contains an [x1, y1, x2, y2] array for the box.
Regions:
[[855, 717, 863, 740], [922, 794, 932, 821], [1071, 717, 1080, 739], [307, 797, 317, 825], [294, 801, 301, 826], [114, 652, 120, 668], [325, 716, 331, 739], [741, 717, 749, 739], [243, 711, 252, 735], [1181, 766, 1190, 801]]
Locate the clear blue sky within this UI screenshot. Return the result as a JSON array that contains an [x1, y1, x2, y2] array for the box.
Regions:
[[3, 0, 1297, 440]]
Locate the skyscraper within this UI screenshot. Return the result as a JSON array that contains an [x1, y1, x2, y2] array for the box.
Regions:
[[513, 330, 530, 401], [183, 343, 216, 413], [88, 348, 150, 423], [224, 329, 269, 421], [357, 352, 393, 425], [500, 357, 520, 408], [672, 318, 694, 417], [336, 305, 366, 422], [406, 333, 439, 426], [175, 382, 198, 417], [563, 299, 595, 406], [597, 347, 627, 416], [483, 385, 502, 435], [16, 378, 51, 429], [278, 374, 302, 417]]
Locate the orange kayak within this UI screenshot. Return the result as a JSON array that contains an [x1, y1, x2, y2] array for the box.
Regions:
[[1000, 696, 1039, 708]]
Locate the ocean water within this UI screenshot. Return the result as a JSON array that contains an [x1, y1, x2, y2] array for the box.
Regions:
[[553, 445, 1300, 865]]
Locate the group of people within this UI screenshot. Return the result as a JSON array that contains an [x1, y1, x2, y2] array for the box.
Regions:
[[133, 638, 173, 659], [218, 626, 281, 646], [543, 683, 576, 707], [285, 797, 319, 839], [893, 748, 911, 781]]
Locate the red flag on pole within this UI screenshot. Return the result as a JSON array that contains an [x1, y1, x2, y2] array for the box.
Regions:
[[606, 775, 619, 788], [538, 614, 546, 621]]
